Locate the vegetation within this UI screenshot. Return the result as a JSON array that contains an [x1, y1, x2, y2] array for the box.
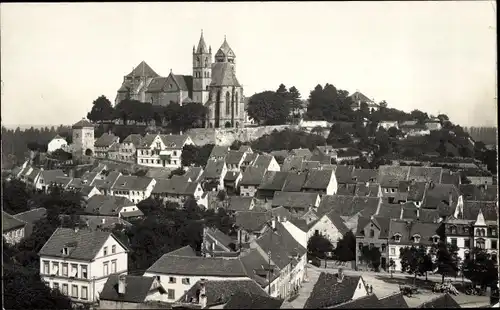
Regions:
[[250, 129, 326, 153], [307, 233, 334, 260], [399, 245, 433, 284], [333, 231, 356, 262], [246, 90, 290, 125], [462, 248, 498, 289], [434, 242, 460, 284], [181, 144, 215, 167], [360, 245, 382, 272]]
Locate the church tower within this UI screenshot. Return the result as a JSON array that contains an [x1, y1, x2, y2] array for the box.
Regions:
[[192, 30, 212, 104]]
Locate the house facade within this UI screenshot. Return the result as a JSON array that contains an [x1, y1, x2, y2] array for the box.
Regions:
[[39, 228, 129, 303], [110, 176, 156, 204], [48, 135, 69, 153], [136, 134, 194, 169]]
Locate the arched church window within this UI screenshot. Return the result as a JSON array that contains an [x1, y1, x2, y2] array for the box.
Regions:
[[226, 92, 231, 115], [196, 56, 200, 67], [235, 93, 239, 115], [206, 86, 209, 91]]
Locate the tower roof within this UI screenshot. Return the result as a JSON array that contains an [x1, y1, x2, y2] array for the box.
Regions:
[[196, 30, 208, 54], [72, 118, 94, 129], [215, 36, 236, 59], [126, 61, 159, 78]]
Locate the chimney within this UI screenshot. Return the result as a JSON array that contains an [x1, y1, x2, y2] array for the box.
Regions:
[[448, 192, 453, 206], [237, 229, 242, 250], [211, 242, 215, 251], [416, 207, 420, 219], [199, 282, 207, 308], [366, 182, 369, 187], [271, 219, 276, 230], [118, 274, 127, 295], [74, 227, 79, 233], [180, 131, 183, 135], [337, 268, 344, 283], [101, 218, 106, 224]]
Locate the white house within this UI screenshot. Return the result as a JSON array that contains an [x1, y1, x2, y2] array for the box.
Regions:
[[250, 154, 281, 172], [378, 121, 399, 131], [85, 195, 144, 220], [136, 134, 194, 169], [110, 175, 156, 204], [2, 211, 27, 245], [39, 227, 129, 303], [119, 134, 143, 163], [308, 211, 350, 248], [35, 169, 67, 192], [48, 135, 68, 153], [151, 177, 205, 205]]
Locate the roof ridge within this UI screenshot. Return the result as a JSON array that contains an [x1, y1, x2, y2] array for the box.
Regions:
[[14, 207, 47, 216]]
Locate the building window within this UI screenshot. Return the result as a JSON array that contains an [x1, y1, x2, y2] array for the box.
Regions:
[[235, 93, 239, 114], [103, 246, 108, 256], [168, 277, 176, 284], [62, 263, 68, 277], [81, 265, 88, 279], [182, 278, 190, 285], [451, 226, 457, 234], [111, 245, 116, 254], [71, 285, 78, 298], [167, 289, 175, 300], [226, 92, 231, 115], [52, 262, 60, 276], [53, 282, 60, 291], [62, 284, 68, 295], [491, 228, 497, 236], [381, 244, 386, 252], [71, 264, 78, 278], [81, 287, 88, 300], [451, 238, 458, 247], [492, 240, 497, 250], [413, 235, 421, 243], [370, 229, 375, 237], [103, 262, 109, 276], [390, 248, 395, 255], [111, 260, 117, 274], [394, 234, 401, 242], [464, 239, 471, 248], [43, 261, 49, 274], [476, 238, 486, 249]]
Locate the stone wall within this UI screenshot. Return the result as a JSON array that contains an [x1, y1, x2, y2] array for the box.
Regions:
[[187, 125, 298, 146]]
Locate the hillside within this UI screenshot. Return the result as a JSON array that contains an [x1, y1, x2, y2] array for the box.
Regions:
[[464, 127, 497, 145]]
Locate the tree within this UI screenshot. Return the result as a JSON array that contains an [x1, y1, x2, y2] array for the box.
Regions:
[[308, 233, 334, 260], [333, 231, 356, 262], [434, 242, 460, 284], [387, 127, 403, 139], [360, 246, 382, 271], [181, 144, 214, 167], [410, 110, 429, 124], [288, 86, 302, 117], [437, 114, 449, 124], [176, 102, 208, 131], [169, 167, 185, 178], [250, 129, 326, 153], [463, 248, 498, 289], [311, 126, 324, 135], [246, 91, 290, 125], [276, 84, 289, 99], [3, 179, 32, 214], [400, 246, 425, 284], [87, 95, 114, 123]]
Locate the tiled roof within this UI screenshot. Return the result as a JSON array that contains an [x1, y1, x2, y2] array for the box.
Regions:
[[224, 171, 240, 182], [335, 165, 356, 184], [351, 169, 378, 184], [225, 151, 245, 165], [123, 134, 143, 147], [332, 294, 380, 308], [355, 183, 381, 197], [14, 208, 47, 224], [144, 77, 168, 93], [126, 61, 159, 78], [210, 146, 230, 159], [461, 201, 497, 222], [217, 38, 236, 58], [251, 154, 275, 169], [172, 74, 193, 94], [26, 168, 41, 182], [146, 250, 247, 277], [40, 169, 66, 184], [240, 166, 266, 186], [259, 171, 289, 190], [377, 166, 410, 188], [318, 195, 381, 218], [152, 178, 197, 196], [350, 91, 372, 103], [407, 182, 428, 201], [337, 184, 356, 196], [376, 203, 402, 220], [235, 211, 271, 232], [388, 220, 440, 246], [408, 167, 443, 183], [202, 159, 226, 179], [39, 227, 126, 260], [290, 148, 313, 159], [242, 152, 258, 164], [138, 134, 157, 148], [272, 191, 318, 210], [210, 62, 240, 87], [95, 133, 119, 148], [356, 216, 391, 239], [205, 227, 235, 252], [282, 172, 307, 192], [227, 196, 254, 212], [417, 293, 461, 308], [160, 134, 190, 149], [441, 169, 461, 186], [224, 291, 284, 309], [92, 171, 121, 190], [302, 161, 321, 171], [282, 155, 305, 172], [70, 215, 131, 231], [100, 275, 157, 303], [325, 212, 351, 235], [459, 184, 498, 201], [421, 183, 460, 209], [109, 142, 120, 152], [2, 211, 27, 232], [378, 292, 409, 308], [168, 245, 197, 257], [289, 218, 309, 232], [303, 169, 334, 190], [239, 248, 279, 287], [271, 206, 293, 219], [184, 167, 203, 182], [112, 175, 153, 191], [72, 118, 93, 129], [80, 185, 99, 197], [401, 203, 419, 220], [419, 209, 441, 223], [180, 279, 267, 307], [304, 273, 361, 309], [85, 195, 135, 215]]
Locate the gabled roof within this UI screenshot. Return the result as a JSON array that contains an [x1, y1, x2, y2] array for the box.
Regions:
[[122, 134, 143, 147], [224, 171, 241, 182], [240, 166, 266, 186], [14, 208, 47, 225], [202, 159, 226, 179], [225, 151, 246, 165], [235, 211, 271, 232], [210, 62, 240, 87], [421, 183, 460, 209], [407, 181, 428, 201], [216, 37, 236, 58], [227, 196, 254, 212], [242, 152, 258, 164], [160, 134, 190, 149], [152, 178, 198, 196], [259, 171, 289, 191], [68, 215, 131, 231], [144, 77, 168, 93], [351, 169, 378, 183], [2, 211, 27, 232], [146, 249, 247, 277], [408, 167, 443, 183], [335, 165, 356, 184], [39, 227, 127, 260], [72, 118, 93, 129], [304, 272, 362, 308], [112, 175, 153, 191], [461, 201, 497, 222], [290, 148, 313, 159], [459, 184, 498, 202], [282, 172, 307, 192], [251, 154, 275, 169], [126, 61, 159, 78], [318, 195, 381, 218], [282, 155, 305, 172], [332, 294, 380, 308], [356, 216, 391, 239], [272, 191, 318, 210], [417, 293, 461, 308], [95, 133, 119, 148], [204, 227, 235, 252], [100, 275, 161, 303], [224, 291, 284, 309], [388, 220, 440, 245], [355, 182, 381, 197], [184, 167, 204, 182], [375, 203, 402, 220], [210, 146, 230, 159], [325, 211, 350, 235], [378, 292, 409, 308], [92, 171, 121, 190], [85, 195, 136, 215], [440, 169, 461, 186], [303, 169, 334, 190], [171, 74, 193, 93], [377, 165, 411, 188], [349, 91, 373, 103], [40, 169, 66, 184]]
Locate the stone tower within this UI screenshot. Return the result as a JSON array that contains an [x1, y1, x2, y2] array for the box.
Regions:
[[192, 30, 212, 104], [71, 118, 95, 159]]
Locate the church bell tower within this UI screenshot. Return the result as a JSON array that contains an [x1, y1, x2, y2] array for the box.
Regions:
[[192, 30, 212, 104]]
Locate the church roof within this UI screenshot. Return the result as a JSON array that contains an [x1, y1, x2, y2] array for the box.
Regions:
[[211, 62, 240, 87], [196, 31, 208, 54], [145, 77, 169, 93], [215, 37, 236, 59], [126, 61, 159, 78]]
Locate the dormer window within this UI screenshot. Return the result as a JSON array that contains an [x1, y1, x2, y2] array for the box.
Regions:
[[432, 235, 440, 243], [62, 247, 69, 256], [450, 225, 457, 234], [370, 229, 375, 238], [413, 234, 421, 243], [352, 177, 357, 182], [394, 233, 402, 242]]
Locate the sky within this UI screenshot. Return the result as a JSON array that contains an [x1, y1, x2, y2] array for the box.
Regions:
[[1, 2, 497, 128]]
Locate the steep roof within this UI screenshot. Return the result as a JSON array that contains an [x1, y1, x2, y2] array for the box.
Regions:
[[441, 169, 461, 186], [356, 216, 391, 239], [282, 172, 307, 192], [459, 184, 498, 201], [202, 159, 226, 179], [85, 195, 135, 215], [318, 195, 381, 218], [126, 61, 159, 78], [240, 166, 266, 186], [184, 167, 203, 182], [351, 169, 378, 183], [282, 155, 305, 172], [224, 291, 284, 309], [216, 37, 236, 59], [14, 208, 47, 225], [304, 272, 362, 308], [303, 169, 334, 190], [378, 292, 409, 308], [377, 165, 410, 188], [259, 171, 289, 191], [152, 178, 197, 196], [388, 220, 441, 246], [144, 77, 168, 93], [417, 293, 461, 308], [335, 165, 356, 184], [72, 118, 93, 129], [172, 74, 193, 94], [211, 62, 240, 87], [376, 203, 403, 220], [95, 133, 119, 148], [123, 134, 143, 147], [235, 211, 271, 232], [70, 215, 131, 231], [421, 183, 460, 209], [332, 294, 380, 308], [227, 196, 254, 212], [40, 169, 66, 184], [100, 275, 158, 303], [160, 134, 190, 149], [355, 183, 381, 197], [225, 151, 246, 165], [408, 167, 443, 183], [112, 175, 153, 191], [460, 201, 497, 222], [350, 91, 373, 103], [272, 191, 318, 210], [290, 148, 313, 159], [2, 211, 27, 232], [210, 146, 230, 159], [325, 211, 351, 235], [196, 31, 208, 53], [39, 227, 127, 260], [251, 154, 275, 169]]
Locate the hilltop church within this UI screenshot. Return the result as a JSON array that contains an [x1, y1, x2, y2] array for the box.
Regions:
[[115, 32, 246, 128]]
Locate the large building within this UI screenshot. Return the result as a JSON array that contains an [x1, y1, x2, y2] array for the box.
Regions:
[[115, 31, 246, 129]]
